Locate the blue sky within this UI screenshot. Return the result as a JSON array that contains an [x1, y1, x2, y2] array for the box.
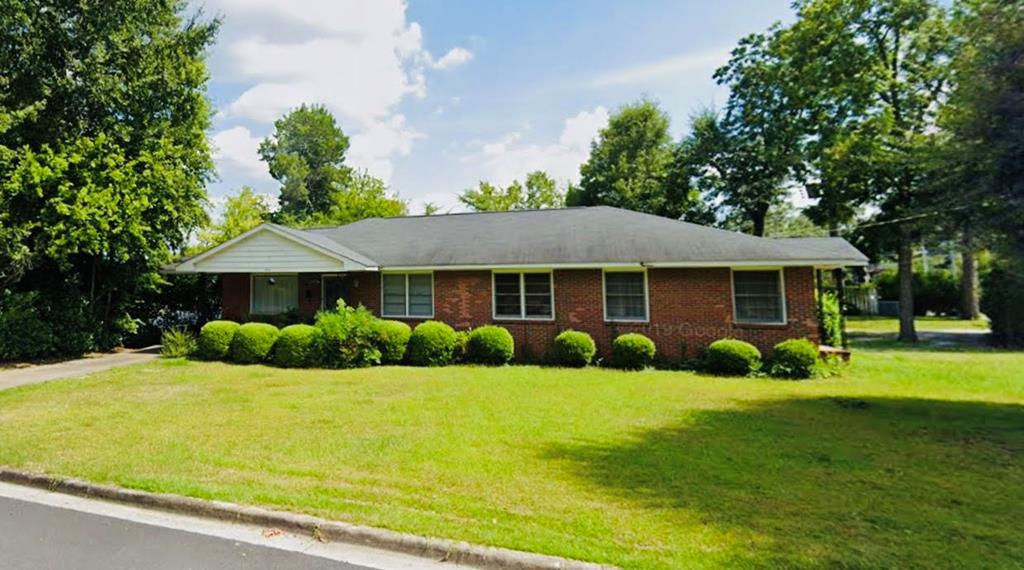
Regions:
[[201, 0, 794, 215]]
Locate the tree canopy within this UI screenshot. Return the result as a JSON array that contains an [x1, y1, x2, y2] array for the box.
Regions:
[[0, 0, 218, 352], [458, 171, 565, 212]]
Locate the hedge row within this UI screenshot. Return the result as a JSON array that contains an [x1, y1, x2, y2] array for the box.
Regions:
[[165, 311, 822, 377]]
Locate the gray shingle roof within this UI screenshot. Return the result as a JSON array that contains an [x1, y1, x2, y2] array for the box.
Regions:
[[300, 206, 867, 268]]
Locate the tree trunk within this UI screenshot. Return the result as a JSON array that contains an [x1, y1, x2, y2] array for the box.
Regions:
[[897, 227, 917, 342], [751, 204, 769, 237], [960, 231, 980, 320]]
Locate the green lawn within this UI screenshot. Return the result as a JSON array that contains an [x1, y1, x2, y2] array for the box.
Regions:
[[1, 348, 1022, 569], [847, 315, 990, 334]]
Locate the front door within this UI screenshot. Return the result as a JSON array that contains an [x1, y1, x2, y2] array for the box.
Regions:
[[322, 275, 347, 310]]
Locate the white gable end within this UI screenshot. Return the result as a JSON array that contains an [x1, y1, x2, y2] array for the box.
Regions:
[[191, 229, 346, 273]]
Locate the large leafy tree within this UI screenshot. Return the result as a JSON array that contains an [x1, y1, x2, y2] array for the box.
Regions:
[[198, 187, 271, 249], [459, 171, 565, 212], [258, 104, 351, 219], [782, 0, 954, 342], [297, 170, 407, 226], [0, 0, 218, 352]]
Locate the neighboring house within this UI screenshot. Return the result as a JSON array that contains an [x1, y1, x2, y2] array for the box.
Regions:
[[166, 206, 868, 358]]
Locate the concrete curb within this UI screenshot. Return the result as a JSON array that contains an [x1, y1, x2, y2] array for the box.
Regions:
[[0, 468, 613, 570]]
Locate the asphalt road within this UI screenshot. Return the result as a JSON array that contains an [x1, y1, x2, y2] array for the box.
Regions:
[[0, 495, 377, 570]]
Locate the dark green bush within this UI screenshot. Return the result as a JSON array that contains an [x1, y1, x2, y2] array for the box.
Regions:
[[272, 324, 322, 368], [552, 330, 597, 367], [981, 260, 1024, 347], [768, 338, 818, 379], [160, 327, 197, 358], [612, 333, 656, 370], [703, 338, 761, 376], [818, 290, 843, 347], [876, 269, 959, 315], [467, 325, 515, 365], [407, 320, 457, 366], [0, 291, 56, 361], [229, 322, 280, 364], [375, 320, 412, 364], [197, 320, 240, 360], [314, 301, 381, 368]]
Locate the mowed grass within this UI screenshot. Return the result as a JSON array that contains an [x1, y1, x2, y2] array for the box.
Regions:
[[1, 349, 1022, 569], [847, 315, 990, 334]]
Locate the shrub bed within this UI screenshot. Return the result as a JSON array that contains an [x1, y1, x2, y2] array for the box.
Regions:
[[768, 338, 818, 379], [375, 320, 412, 364], [703, 338, 761, 376], [315, 302, 381, 368], [467, 325, 515, 365], [612, 333, 656, 370], [272, 324, 322, 368], [552, 330, 596, 367], [197, 320, 240, 360], [229, 322, 280, 364], [407, 321, 457, 366]]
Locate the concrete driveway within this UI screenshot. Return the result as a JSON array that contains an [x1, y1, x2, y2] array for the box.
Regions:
[[0, 347, 160, 391]]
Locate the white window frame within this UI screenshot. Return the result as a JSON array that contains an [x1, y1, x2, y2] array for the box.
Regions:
[[730, 267, 787, 325], [380, 271, 434, 319], [602, 268, 650, 323], [250, 273, 299, 315], [491, 270, 555, 321]]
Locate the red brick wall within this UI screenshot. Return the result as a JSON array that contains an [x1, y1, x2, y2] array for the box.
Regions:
[[221, 268, 818, 359]]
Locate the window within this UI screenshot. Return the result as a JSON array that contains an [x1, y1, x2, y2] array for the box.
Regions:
[[604, 271, 648, 321], [382, 273, 433, 317], [493, 272, 553, 319], [733, 270, 786, 324], [251, 274, 298, 315]]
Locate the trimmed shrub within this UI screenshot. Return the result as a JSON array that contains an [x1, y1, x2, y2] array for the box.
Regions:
[[768, 338, 818, 379], [273, 324, 322, 368], [315, 301, 381, 368], [467, 325, 515, 365], [552, 330, 596, 367], [407, 320, 457, 366], [375, 320, 412, 364], [160, 327, 197, 358], [197, 320, 240, 360], [229, 322, 280, 364], [612, 333, 656, 370], [703, 338, 761, 376]]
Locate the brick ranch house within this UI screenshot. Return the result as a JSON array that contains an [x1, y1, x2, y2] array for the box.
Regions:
[[166, 206, 868, 359]]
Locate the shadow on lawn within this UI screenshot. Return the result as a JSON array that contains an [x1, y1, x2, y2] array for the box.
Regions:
[[545, 396, 1024, 568]]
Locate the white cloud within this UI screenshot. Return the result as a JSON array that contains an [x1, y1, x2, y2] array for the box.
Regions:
[[205, 0, 471, 181], [210, 126, 273, 183], [463, 107, 609, 187], [587, 48, 730, 88], [347, 114, 424, 182], [432, 47, 474, 70]]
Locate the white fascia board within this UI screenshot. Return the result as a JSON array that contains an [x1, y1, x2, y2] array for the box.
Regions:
[[381, 259, 866, 272]]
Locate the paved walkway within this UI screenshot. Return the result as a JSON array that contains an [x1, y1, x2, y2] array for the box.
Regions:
[[0, 347, 161, 391], [0, 482, 453, 570]]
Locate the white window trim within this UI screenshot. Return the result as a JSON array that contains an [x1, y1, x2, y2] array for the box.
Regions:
[[380, 271, 435, 319], [730, 267, 788, 325], [491, 270, 555, 321], [602, 268, 650, 323], [249, 273, 299, 316]]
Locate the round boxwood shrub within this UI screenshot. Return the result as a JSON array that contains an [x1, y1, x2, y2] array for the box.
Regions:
[[467, 325, 515, 365], [768, 338, 818, 379], [406, 320, 458, 366], [552, 330, 596, 367], [375, 320, 412, 365], [272, 324, 322, 368], [703, 338, 762, 376], [612, 333, 656, 370], [197, 320, 240, 360], [229, 322, 280, 364]]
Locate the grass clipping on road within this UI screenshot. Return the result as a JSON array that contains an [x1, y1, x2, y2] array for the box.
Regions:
[[0, 350, 1022, 569]]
